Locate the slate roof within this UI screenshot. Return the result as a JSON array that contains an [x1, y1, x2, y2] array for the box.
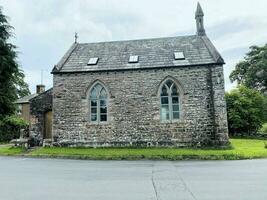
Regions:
[[15, 94, 39, 104], [52, 35, 224, 73]]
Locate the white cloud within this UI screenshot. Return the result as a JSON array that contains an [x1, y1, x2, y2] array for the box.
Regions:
[[1, 0, 267, 93]]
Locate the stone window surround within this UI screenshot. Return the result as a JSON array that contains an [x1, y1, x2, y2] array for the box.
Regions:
[[160, 81, 180, 122], [157, 76, 184, 123], [88, 81, 109, 124]]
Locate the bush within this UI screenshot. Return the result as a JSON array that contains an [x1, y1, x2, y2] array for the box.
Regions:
[[225, 86, 267, 136], [260, 123, 267, 134], [0, 115, 28, 142]]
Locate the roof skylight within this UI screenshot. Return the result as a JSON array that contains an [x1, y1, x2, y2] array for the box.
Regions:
[[87, 57, 99, 65], [174, 52, 185, 60], [129, 55, 139, 63]]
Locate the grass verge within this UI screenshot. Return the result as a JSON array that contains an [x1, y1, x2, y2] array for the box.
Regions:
[[0, 145, 26, 156], [1, 139, 266, 160], [27, 139, 267, 160]]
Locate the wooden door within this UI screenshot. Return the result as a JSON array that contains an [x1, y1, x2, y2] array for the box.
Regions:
[[44, 111, 52, 139]]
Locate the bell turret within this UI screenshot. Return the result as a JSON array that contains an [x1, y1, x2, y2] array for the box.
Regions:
[[195, 2, 206, 36]]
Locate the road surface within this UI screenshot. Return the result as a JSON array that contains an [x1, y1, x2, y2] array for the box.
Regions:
[[0, 157, 267, 200]]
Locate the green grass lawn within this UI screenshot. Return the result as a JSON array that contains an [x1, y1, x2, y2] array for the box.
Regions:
[[27, 139, 267, 160], [1, 139, 266, 160], [0, 145, 26, 156]]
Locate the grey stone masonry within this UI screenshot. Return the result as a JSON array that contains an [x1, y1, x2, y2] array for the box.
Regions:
[[210, 65, 229, 144], [52, 65, 228, 147], [29, 88, 53, 145], [50, 4, 229, 147]]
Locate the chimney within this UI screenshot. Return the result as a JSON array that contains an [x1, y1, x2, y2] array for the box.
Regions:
[[36, 84, 45, 94]]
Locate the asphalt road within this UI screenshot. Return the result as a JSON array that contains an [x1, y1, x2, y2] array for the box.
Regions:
[[0, 157, 267, 200]]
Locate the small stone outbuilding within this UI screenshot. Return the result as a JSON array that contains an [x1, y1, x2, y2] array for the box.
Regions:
[[14, 85, 53, 146], [15, 85, 45, 123], [29, 88, 53, 146], [48, 3, 229, 147]]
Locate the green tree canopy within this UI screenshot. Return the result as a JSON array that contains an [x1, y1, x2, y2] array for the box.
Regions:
[[0, 7, 30, 119], [225, 86, 267, 136], [230, 44, 267, 93]]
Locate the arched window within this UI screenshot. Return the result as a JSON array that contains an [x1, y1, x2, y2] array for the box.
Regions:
[[160, 79, 180, 122], [89, 83, 108, 122]]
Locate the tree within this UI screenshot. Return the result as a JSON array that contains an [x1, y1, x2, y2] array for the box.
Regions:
[[225, 86, 267, 136], [0, 7, 30, 119], [0, 115, 28, 142], [230, 44, 267, 93]]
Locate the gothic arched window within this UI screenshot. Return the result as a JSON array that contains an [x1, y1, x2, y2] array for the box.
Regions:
[[89, 83, 108, 123], [160, 79, 180, 122]]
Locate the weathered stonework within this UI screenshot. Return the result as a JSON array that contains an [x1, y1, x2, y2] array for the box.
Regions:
[[47, 3, 230, 147], [29, 88, 53, 145], [52, 65, 228, 147]]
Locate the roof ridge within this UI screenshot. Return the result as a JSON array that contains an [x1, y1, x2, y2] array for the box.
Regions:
[[30, 88, 53, 102], [15, 93, 39, 104], [79, 34, 197, 45]]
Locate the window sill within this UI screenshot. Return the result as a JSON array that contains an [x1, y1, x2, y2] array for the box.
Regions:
[[160, 119, 183, 124], [88, 121, 109, 125]]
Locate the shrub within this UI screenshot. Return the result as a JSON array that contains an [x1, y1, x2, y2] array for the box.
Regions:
[[225, 86, 267, 136], [0, 115, 28, 142], [260, 123, 267, 134]]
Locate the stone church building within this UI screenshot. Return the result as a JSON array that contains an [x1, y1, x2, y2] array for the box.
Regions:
[[31, 3, 229, 147]]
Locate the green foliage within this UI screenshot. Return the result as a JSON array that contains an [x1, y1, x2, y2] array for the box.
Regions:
[[260, 123, 267, 134], [0, 7, 30, 120], [0, 115, 28, 127], [225, 86, 267, 136], [0, 115, 28, 142], [230, 44, 267, 93]]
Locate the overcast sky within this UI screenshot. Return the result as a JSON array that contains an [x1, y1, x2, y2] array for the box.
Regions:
[[1, 0, 267, 93]]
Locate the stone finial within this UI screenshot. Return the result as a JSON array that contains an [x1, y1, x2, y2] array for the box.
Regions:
[[195, 2, 206, 36], [74, 32, 78, 43]]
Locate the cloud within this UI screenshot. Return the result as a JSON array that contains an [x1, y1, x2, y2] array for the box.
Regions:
[[1, 0, 267, 93]]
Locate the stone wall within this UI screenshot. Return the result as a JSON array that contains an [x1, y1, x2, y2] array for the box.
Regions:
[[210, 65, 229, 144], [52, 65, 229, 147], [29, 88, 53, 145]]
